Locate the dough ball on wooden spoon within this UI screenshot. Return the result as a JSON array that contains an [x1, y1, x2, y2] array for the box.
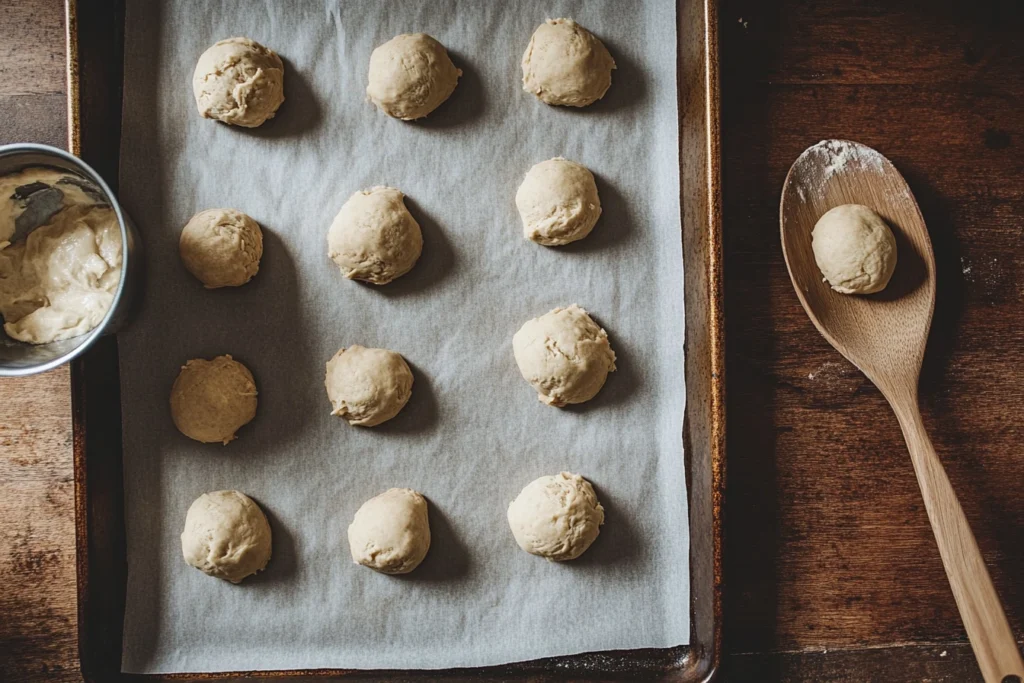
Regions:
[[513, 305, 616, 407], [324, 345, 413, 427], [521, 19, 615, 107], [181, 490, 271, 583], [327, 186, 423, 285], [348, 488, 430, 574], [367, 33, 461, 120], [812, 204, 897, 294], [179, 208, 263, 288], [516, 157, 601, 246], [192, 37, 284, 127], [170, 355, 257, 444], [507, 472, 604, 561]]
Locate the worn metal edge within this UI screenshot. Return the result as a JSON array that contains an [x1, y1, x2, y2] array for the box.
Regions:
[[65, 2, 93, 681], [703, 0, 725, 680]]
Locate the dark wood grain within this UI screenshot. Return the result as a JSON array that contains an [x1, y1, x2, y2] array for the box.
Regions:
[[0, 5, 80, 683], [721, 0, 1024, 673], [3, 0, 1024, 681], [1, 4, 133, 683], [0, 1, 65, 96]]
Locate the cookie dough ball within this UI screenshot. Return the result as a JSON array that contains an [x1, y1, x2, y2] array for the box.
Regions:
[[516, 157, 601, 246], [181, 490, 271, 583], [179, 209, 263, 288], [367, 33, 461, 120], [324, 345, 413, 427], [327, 187, 423, 285], [170, 355, 257, 444], [812, 204, 897, 294], [348, 488, 430, 574], [513, 305, 616, 407], [507, 472, 604, 561], [192, 37, 285, 127], [521, 19, 615, 107]]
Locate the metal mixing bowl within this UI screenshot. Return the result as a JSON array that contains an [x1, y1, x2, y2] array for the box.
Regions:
[[0, 143, 141, 377]]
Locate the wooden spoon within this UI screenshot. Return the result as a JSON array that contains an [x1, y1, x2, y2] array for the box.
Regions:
[[781, 139, 1024, 683]]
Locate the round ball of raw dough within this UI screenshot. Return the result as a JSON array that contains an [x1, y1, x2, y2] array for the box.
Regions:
[[516, 157, 601, 246], [812, 204, 897, 294], [324, 345, 413, 427], [327, 186, 423, 285], [192, 37, 284, 128], [181, 490, 271, 583], [367, 33, 462, 120], [179, 208, 263, 288], [521, 19, 615, 107], [170, 355, 257, 444], [348, 488, 430, 574], [507, 472, 604, 561], [513, 305, 616, 407]]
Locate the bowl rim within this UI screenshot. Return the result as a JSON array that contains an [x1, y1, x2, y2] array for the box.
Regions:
[[0, 142, 133, 377]]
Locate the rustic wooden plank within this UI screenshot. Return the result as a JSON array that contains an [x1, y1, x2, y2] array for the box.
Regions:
[[0, 369, 79, 683], [721, 0, 1024, 662], [0, 4, 78, 680], [0, 0, 66, 96], [721, 0, 1024, 86], [723, 642, 986, 682], [0, 93, 67, 147]]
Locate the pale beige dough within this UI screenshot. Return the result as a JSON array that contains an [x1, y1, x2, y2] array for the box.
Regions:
[[516, 157, 601, 246], [179, 208, 263, 288], [513, 304, 616, 407], [812, 204, 897, 294], [170, 355, 257, 444], [507, 472, 604, 561], [327, 186, 423, 285], [192, 37, 285, 127], [324, 345, 413, 427], [521, 18, 615, 107], [348, 488, 430, 574], [0, 167, 122, 344], [366, 33, 461, 120], [181, 490, 271, 583]]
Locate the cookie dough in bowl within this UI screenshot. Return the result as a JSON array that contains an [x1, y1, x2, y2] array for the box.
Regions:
[[507, 472, 604, 561], [181, 490, 271, 583], [325, 345, 413, 427], [521, 18, 615, 107], [327, 186, 423, 285], [348, 488, 431, 574], [192, 37, 285, 128], [367, 33, 462, 120], [170, 355, 257, 444], [812, 204, 897, 294], [513, 304, 617, 407], [0, 166, 123, 345], [516, 157, 601, 246], [179, 208, 263, 288]]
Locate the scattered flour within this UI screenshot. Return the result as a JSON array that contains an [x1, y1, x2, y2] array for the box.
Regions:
[[960, 256, 973, 281], [794, 139, 888, 203], [807, 361, 847, 382]]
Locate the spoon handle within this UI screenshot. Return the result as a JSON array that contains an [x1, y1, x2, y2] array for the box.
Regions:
[[891, 397, 1024, 682]]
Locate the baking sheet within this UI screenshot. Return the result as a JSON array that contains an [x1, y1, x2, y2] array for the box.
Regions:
[[117, 0, 688, 673]]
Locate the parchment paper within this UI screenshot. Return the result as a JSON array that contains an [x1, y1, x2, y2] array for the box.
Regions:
[[117, 0, 688, 673]]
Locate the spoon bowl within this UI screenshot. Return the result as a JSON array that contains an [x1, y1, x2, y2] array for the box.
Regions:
[[781, 139, 935, 394], [781, 140, 1024, 683]]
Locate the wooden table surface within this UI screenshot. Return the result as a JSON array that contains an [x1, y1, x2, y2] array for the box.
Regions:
[[1, 1, 1022, 681]]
